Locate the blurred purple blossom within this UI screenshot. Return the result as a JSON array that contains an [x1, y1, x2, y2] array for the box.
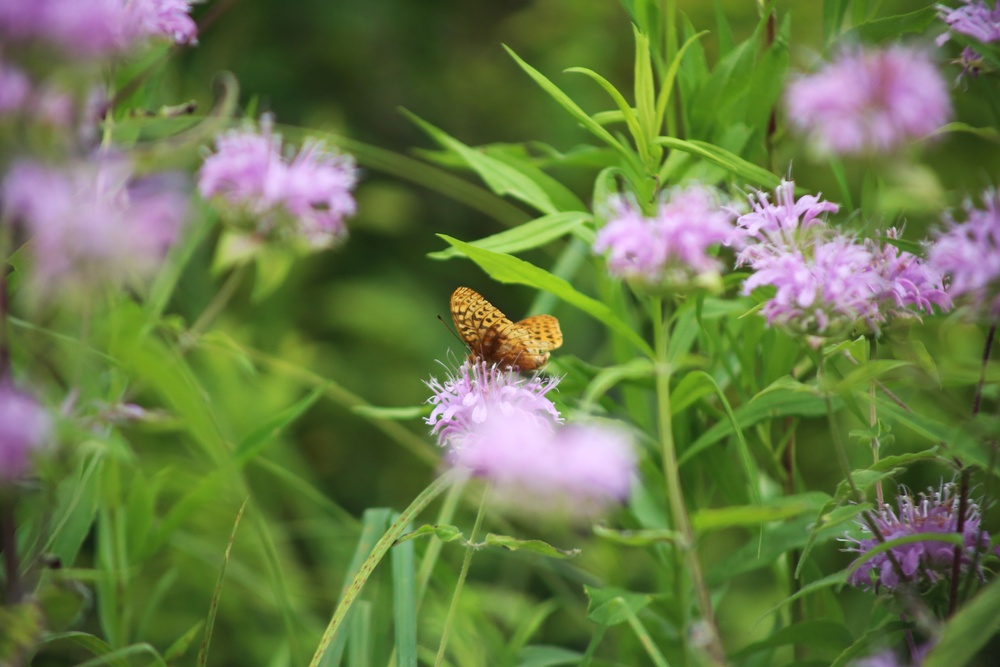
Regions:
[[785, 46, 952, 155], [928, 189, 1000, 318], [742, 236, 881, 335], [1, 156, 188, 298], [843, 483, 991, 591], [593, 186, 735, 287], [199, 119, 358, 248], [0, 60, 30, 114], [868, 229, 953, 317], [938, 1, 1000, 46], [0, 0, 196, 57], [425, 361, 634, 518], [0, 383, 51, 483], [735, 182, 952, 334]]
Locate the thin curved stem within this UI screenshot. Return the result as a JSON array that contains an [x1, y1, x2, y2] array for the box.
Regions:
[[434, 485, 489, 667], [652, 297, 725, 666]]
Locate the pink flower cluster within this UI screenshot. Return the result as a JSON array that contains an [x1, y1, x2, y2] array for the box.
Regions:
[[0, 383, 51, 483], [938, 0, 1000, 46], [735, 181, 951, 336], [0, 0, 197, 57], [198, 119, 358, 248], [2, 156, 188, 298], [843, 483, 991, 591], [593, 185, 735, 287], [425, 361, 635, 518], [785, 46, 951, 155], [928, 189, 1000, 318]]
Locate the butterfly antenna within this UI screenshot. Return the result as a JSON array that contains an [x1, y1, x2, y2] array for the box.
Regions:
[[437, 314, 468, 349]]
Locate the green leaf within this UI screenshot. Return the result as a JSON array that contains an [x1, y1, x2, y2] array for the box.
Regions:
[[162, 622, 204, 662], [846, 6, 939, 43], [395, 524, 464, 544], [656, 137, 780, 187], [633, 26, 656, 158], [832, 360, 911, 394], [350, 405, 429, 421], [403, 109, 560, 214], [391, 521, 417, 667], [654, 30, 709, 137], [730, 620, 853, 660], [503, 45, 634, 165], [438, 235, 653, 357], [585, 586, 652, 626], [197, 499, 248, 667], [924, 577, 1000, 667], [516, 645, 584, 667], [679, 377, 834, 466], [830, 621, 910, 667], [252, 246, 296, 301], [690, 493, 828, 534], [235, 387, 326, 465], [933, 121, 1000, 141], [580, 358, 655, 408], [482, 534, 580, 558], [564, 66, 644, 156], [428, 211, 591, 260], [593, 525, 683, 547]]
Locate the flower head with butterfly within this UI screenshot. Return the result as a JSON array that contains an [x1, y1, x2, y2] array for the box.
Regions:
[[425, 288, 635, 518]]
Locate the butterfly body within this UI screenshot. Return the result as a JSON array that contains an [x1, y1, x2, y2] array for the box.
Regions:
[[450, 286, 562, 372]]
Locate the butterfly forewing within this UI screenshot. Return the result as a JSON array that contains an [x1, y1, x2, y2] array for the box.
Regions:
[[449, 287, 562, 371]]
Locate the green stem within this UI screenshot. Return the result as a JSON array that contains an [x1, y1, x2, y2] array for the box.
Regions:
[[434, 485, 490, 667], [186, 265, 248, 342], [652, 298, 725, 666], [308, 470, 460, 667]]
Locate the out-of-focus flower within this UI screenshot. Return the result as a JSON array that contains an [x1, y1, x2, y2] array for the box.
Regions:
[[786, 46, 952, 155], [0, 61, 30, 114], [938, 1, 1000, 46], [843, 482, 991, 591], [868, 229, 953, 318], [735, 182, 952, 334], [730, 179, 839, 265], [0, 383, 51, 483], [199, 118, 358, 248], [0, 0, 196, 58], [741, 236, 881, 335], [593, 185, 735, 288], [1, 156, 189, 298], [425, 361, 635, 518], [928, 189, 1000, 318]]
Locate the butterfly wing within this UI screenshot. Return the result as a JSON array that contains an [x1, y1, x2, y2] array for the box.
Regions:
[[513, 315, 563, 351], [450, 286, 514, 359]]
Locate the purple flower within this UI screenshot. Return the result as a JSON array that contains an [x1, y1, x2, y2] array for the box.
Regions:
[[425, 361, 635, 518], [938, 1, 1000, 46], [867, 229, 953, 318], [0, 0, 196, 58], [742, 236, 881, 335], [731, 179, 839, 265], [593, 186, 735, 287], [199, 118, 358, 248], [843, 483, 991, 591], [0, 60, 30, 114], [0, 384, 51, 483], [1, 156, 188, 298], [786, 46, 952, 155], [928, 189, 1000, 318]]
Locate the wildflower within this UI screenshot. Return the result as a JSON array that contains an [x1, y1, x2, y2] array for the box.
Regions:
[[867, 229, 952, 318], [0, 384, 51, 483], [0, 61, 30, 114], [425, 361, 635, 517], [593, 185, 735, 288], [928, 189, 1000, 318], [199, 117, 358, 248], [741, 236, 881, 335], [1, 156, 188, 299], [0, 0, 196, 58], [937, 1, 1000, 46], [785, 46, 952, 155], [843, 483, 991, 591]]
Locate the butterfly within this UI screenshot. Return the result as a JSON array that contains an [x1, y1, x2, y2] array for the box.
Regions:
[[450, 286, 563, 372]]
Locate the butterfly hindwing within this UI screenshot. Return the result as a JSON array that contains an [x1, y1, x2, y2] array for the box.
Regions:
[[449, 287, 561, 371]]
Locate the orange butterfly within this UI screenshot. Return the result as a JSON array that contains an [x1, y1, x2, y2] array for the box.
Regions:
[[450, 286, 562, 372]]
